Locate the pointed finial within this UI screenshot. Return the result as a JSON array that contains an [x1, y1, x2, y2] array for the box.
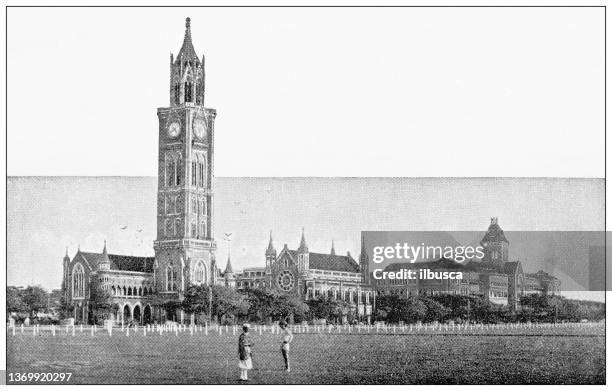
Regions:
[[331, 239, 336, 256], [103, 239, 107, 254], [65, 246, 69, 257], [224, 251, 234, 274], [298, 227, 308, 252], [266, 230, 276, 256]]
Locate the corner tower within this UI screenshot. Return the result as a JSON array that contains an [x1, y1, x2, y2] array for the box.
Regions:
[[154, 18, 217, 297]]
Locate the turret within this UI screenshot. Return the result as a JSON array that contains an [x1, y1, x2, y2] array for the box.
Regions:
[[62, 247, 70, 298], [480, 217, 510, 264], [359, 236, 370, 284], [265, 231, 276, 271], [98, 240, 111, 271], [170, 17, 205, 106], [224, 252, 235, 287], [297, 228, 309, 271]]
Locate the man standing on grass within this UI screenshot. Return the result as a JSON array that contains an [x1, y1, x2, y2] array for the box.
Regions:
[[279, 320, 293, 372], [238, 324, 253, 381]]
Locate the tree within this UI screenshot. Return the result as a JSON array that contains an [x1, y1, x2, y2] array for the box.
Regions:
[[59, 295, 75, 319], [212, 286, 249, 324], [182, 284, 211, 319], [21, 286, 49, 318], [7, 286, 27, 315], [90, 285, 113, 321]]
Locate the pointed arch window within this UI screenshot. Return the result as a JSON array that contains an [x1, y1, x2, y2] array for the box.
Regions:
[[72, 263, 85, 298], [194, 261, 206, 285], [167, 265, 178, 291]]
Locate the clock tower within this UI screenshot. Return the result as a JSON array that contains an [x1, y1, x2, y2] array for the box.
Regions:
[[154, 18, 217, 301]]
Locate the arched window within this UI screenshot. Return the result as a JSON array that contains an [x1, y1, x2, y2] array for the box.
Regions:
[[191, 221, 197, 238], [72, 263, 85, 298], [194, 261, 206, 285], [127, 287, 132, 296], [199, 222, 206, 239], [123, 286, 127, 296], [167, 265, 178, 291], [138, 287, 142, 296]]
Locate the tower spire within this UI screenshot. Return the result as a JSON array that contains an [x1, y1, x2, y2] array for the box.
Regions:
[[176, 16, 199, 63], [298, 227, 308, 253], [224, 251, 234, 274], [330, 239, 336, 256], [266, 230, 276, 255]]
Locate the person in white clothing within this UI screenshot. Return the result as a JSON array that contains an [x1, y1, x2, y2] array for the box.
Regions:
[[279, 320, 293, 372]]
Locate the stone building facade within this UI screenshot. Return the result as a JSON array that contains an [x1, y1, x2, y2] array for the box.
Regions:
[[371, 218, 560, 310], [234, 231, 374, 323], [62, 18, 223, 325]]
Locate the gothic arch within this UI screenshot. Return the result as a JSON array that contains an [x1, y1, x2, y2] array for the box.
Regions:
[[193, 260, 207, 285], [71, 263, 85, 298]]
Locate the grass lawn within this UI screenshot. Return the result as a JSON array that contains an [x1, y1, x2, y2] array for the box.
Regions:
[[6, 323, 605, 384]]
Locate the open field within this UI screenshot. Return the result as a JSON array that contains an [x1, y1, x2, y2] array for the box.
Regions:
[[6, 323, 605, 384]]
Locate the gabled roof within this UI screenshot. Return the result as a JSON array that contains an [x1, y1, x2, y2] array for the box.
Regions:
[[502, 261, 522, 275], [284, 249, 360, 273], [77, 251, 155, 273]]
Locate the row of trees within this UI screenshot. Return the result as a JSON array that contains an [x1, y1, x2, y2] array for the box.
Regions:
[[8, 285, 605, 325], [179, 287, 605, 325], [374, 293, 606, 324]]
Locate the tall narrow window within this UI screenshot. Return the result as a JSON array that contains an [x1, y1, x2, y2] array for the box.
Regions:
[[198, 160, 205, 187], [175, 158, 182, 185], [194, 261, 206, 285], [191, 222, 197, 238], [191, 161, 197, 186], [167, 159, 174, 187], [72, 263, 85, 298], [175, 218, 181, 237], [185, 82, 193, 102], [166, 266, 177, 291]]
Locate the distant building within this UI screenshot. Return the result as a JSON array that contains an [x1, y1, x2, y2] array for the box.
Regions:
[[233, 231, 374, 323], [371, 218, 561, 310]]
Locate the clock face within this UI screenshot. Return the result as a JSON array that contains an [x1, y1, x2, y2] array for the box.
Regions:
[[277, 270, 295, 292], [167, 122, 181, 138], [193, 118, 207, 139]]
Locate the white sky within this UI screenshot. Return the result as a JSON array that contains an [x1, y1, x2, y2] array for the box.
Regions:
[[6, 7, 605, 177]]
